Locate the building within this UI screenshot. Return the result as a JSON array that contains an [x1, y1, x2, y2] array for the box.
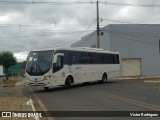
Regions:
[[0, 65, 4, 80], [71, 24, 160, 76]]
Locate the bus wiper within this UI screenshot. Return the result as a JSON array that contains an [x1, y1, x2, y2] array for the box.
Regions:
[[37, 64, 43, 72], [29, 65, 34, 73]]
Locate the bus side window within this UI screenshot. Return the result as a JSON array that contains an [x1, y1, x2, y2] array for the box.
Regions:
[[53, 56, 64, 73], [56, 56, 63, 67]]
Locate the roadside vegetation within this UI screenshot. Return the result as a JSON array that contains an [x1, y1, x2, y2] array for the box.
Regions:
[[0, 51, 17, 80]]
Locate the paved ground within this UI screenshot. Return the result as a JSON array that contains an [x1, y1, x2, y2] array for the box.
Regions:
[[26, 78, 160, 120], [0, 77, 48, 120]]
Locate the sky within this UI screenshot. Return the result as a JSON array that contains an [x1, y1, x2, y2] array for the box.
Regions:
[[0, 0, 160, 62]]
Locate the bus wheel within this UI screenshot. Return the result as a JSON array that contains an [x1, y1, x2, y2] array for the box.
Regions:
[[101, 74, 107, 83], [44, 87, 49, 91], [65, 77, 72, 89]]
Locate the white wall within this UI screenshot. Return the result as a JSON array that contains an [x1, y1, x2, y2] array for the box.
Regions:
[[71, 24, 160, 76], [0, 65, 4, 76]]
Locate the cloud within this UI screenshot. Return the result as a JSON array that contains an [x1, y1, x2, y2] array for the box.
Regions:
[[0, 0, 160, 62], [14, 51, 28, 62], [0, 14, 10, 22]]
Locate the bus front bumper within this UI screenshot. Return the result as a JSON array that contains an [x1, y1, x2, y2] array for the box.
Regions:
[[26, 80, 49, 87]]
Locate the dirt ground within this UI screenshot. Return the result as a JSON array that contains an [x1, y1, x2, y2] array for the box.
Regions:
[[0, 77, 46, 120]]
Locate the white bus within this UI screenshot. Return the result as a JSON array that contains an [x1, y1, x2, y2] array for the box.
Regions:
[[25, 47, 120, 90]]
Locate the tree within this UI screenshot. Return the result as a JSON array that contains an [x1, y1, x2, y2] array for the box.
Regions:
[[0, 51, 17, 80]]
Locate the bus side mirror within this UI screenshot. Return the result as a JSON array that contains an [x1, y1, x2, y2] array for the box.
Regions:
[[53, 53, 64, 63]]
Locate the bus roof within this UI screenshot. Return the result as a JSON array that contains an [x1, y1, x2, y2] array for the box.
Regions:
[[31, 47, 119, 54]]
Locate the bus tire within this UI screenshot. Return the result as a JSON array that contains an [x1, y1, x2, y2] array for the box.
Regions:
[[101, 74, 107, 83], [44, 87, 49, 91], [65, 76, 72, 89]]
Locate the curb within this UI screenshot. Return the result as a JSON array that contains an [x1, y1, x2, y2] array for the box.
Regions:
[[29, 87, 55, 120], [116, 76, 160, 80]]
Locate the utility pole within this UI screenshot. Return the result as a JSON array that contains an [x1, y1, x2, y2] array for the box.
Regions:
[[96, 0, 100, 48], [159, 39, 160, 54]]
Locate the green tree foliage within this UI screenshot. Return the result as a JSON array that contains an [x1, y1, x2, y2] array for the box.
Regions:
[[0, 51, 17, 80]]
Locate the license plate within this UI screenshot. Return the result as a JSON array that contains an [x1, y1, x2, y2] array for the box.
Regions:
[[33, 81, 37, 85]]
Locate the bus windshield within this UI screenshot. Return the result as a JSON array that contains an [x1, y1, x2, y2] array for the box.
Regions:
[[26, 50, 53, 76]]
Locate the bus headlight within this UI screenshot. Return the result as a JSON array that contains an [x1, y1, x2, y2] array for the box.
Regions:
[[44, 75, 51, 80]]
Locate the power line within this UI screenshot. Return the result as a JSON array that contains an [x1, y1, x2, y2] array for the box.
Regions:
[[0, 20, 99, 29], [0, 1, 95, 5], [109, 32, 158, 46], [108, 30, 160, 38], [0, 30, 94, 38], [1, 19, 160, 39], [108, 25, 160, 34], [101, 1, 160, 8], [64, 19, 97, 46], [1, 1, 160, 8], [101, 18, 133, 24], [76, 28, 158, 47]]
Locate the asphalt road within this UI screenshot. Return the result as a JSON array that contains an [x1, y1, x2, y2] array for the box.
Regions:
[[25, 79, 160, 120]]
